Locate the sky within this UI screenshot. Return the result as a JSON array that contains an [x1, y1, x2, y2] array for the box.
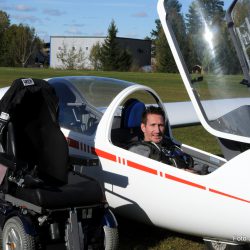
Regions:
[[0, 0, 231, 43]]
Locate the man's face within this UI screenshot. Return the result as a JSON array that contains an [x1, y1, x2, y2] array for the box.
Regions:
[[141, 113, 165, 143]]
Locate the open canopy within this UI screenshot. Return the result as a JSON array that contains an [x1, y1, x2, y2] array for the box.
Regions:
[[158, 0, 250, 143]]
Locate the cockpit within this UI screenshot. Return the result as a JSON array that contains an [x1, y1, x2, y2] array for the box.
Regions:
[[48, 76, 133, 136]]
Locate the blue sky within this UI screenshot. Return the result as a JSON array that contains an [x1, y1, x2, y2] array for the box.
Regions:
[[0, 0, 231, 42]]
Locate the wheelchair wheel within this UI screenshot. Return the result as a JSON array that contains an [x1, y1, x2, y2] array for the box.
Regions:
[[104, 226, 119, 250], [2, 216, 35, 250]]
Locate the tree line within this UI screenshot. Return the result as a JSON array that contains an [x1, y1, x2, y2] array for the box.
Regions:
[[0, 1, 243, 73], [152, 0, 241, 74], [0, 11, 43, 67]]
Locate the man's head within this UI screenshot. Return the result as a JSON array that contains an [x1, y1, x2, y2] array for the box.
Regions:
[[141, 106, 166, 143]]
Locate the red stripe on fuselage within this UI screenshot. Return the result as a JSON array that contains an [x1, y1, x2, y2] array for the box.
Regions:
[[66, 138, 250, 204], [67, 138, 79, 149], [92, 148, 116, 162], [165, 173, 206, 190], [209, 188, 250, 203], [127, 160, 157, 175]]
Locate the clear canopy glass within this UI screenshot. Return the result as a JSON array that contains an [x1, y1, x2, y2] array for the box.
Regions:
[[49, 76, 134, 109], [48, 76, 134, 134], [163, 0, 250, 139]]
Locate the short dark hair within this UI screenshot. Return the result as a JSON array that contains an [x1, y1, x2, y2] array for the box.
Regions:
[[141, 106, 165, 124]]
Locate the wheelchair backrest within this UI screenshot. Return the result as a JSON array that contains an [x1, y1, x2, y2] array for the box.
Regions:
[[0, 78, 69, 185]]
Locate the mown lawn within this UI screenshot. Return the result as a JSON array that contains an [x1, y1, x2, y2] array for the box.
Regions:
[[0, 67, 221, 249], [0, 67, 189, 102], [0, 67, 221, 155]]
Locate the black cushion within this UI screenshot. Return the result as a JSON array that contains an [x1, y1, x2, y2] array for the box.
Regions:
[[15, 180, 104, 209]]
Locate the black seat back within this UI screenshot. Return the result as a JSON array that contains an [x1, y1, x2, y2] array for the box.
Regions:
[[0, 78, 68, 186], [15, 92, 68, 185]]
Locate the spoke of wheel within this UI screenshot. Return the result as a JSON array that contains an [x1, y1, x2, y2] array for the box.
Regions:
[[6, 227, 22, 250]]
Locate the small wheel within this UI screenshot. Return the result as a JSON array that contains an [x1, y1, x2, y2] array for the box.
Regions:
[[205, 241, 248, 250], [104, 226, 119, 250], [2, 216, 35, 250]]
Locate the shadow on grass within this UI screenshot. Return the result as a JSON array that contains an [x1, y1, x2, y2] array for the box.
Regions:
[[117, 215, 205, 250]]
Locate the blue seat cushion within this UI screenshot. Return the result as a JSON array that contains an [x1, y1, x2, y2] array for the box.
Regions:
[[123, 99, 146, 128]]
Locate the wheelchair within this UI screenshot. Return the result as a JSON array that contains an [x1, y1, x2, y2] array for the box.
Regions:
[[0, 78, 118, 250]]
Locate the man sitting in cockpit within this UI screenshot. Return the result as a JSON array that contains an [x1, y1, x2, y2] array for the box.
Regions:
[[128, 106, 207, 174]]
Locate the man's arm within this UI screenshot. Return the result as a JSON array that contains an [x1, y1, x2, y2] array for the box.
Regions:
[[128, 144, 151, 158]]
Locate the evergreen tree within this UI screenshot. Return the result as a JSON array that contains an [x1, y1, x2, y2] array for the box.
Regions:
[[152, 0, 184, 73], [117, 49, 132, 71], [99, 20, 132, 71], [150, 19, 162, 58], [100, 20, 121, 71], [155, 28, 178, 72], [185, 0, 226, 73], [200, 0, 224, 24], [185, 2, 205, 70]]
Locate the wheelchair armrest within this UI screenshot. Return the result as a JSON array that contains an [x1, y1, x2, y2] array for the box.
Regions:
[[69, 156, 100, 182], [69, 156, 99, 167]]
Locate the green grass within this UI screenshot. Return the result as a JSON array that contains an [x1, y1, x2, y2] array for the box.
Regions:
[[0, 67, 221, 155], [0, 67, 220, 249], [117, 215, 205, 250], [0, 67, 189, 102], [172, 125, 221, 155]]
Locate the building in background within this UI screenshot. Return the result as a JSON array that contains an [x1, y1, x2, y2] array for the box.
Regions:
[[50, 36, 151, 69]]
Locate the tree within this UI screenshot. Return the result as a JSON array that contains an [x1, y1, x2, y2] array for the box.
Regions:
[[200, 0, 224, 24], [185, 0, 226, 73], [2, 24, 42, 67], [57, 43, 86, 70], [0, 11, 10, 35], [150, 19, 162, 58], [151, 0, 184, 73], [0, 11, 10, 66], [155, 28, 178, 72], [117, 49, 132, 71], [99, 20, 120, 70], [89, 42, 102, 70], [99, 20, 132, 71], [185, 2, 205, 70]]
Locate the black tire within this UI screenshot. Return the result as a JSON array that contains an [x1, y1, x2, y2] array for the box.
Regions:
[[2, 216, 35, 250], [0, 227, 2, 247], [205, 241, 249, 250], [104, 226, 119, 250]]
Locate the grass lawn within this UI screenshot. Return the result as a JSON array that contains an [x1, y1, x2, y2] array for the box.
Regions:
[[0, 67, 221, 155], [0, 67, 221, 249]]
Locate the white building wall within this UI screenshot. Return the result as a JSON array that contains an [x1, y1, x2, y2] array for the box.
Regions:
[[50, 36, 105, 69], [50, 36, 151, 69]]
